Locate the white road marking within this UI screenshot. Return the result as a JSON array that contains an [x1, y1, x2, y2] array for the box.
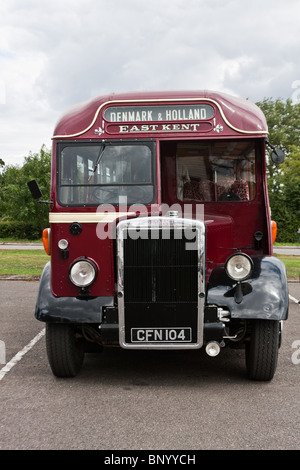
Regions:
[[289, 294, 300, 304], [0, 328, 45, 381]]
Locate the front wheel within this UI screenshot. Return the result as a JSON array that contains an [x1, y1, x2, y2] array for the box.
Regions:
[[246, 320, 280, 381], [46, 323, 84, 378]]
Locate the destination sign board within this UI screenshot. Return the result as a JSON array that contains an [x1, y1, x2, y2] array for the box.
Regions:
[[105, 122, 213, 134], [103, 104, 214, 123]]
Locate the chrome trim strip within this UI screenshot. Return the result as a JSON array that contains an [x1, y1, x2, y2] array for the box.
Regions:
[[117, 216, 205, 350]]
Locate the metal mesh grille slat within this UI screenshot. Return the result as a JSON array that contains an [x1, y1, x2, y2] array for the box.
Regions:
[[124, 229, 198, 303]]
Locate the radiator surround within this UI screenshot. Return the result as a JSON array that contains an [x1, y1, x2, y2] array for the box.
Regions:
[[117, 216, 205, 349]]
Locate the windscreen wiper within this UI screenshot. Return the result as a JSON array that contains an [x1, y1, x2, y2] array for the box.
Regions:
[[88, 144, 106, 182]]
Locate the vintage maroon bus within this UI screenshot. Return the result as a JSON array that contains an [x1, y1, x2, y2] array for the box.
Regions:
[[29, 90, 288, 380]]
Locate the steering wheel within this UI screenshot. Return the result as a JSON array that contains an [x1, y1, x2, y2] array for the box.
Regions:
[[92, 187, 120, 203], [92, 186, 149, 204]]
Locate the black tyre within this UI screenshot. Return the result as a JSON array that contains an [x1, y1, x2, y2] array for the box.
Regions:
[[246, 319, 279, 381], [46, 323, 84, 378]]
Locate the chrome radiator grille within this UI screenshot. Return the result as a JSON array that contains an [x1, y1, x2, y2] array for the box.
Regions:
[[123, 229, 198, 303], [117, 216, 205, 349]]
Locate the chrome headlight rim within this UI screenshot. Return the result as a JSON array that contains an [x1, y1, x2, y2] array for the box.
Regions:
[[69, 258, 97, 288], [225, 253, 253, 282]]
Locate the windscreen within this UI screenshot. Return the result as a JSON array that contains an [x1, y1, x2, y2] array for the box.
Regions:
[[177, 141, 256, 202], [58, 142, 155, 205]]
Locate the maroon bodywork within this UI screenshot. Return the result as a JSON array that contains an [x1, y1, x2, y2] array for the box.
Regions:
[[49, 90, 270, 298]]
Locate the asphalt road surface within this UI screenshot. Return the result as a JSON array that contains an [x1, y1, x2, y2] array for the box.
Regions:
[[0, 243, 44, 250], [1, 243, 299, 254], [0, 280, 300, 451]]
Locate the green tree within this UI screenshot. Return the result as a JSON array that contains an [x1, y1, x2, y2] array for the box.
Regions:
[[277, 146, 300, 241], [256, 98, 300, 242], [257, 98, 300, 149], [0, 146, 51, 233]]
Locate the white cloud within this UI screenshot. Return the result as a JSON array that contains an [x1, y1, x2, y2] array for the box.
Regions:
[[1, 0, 300, 165]]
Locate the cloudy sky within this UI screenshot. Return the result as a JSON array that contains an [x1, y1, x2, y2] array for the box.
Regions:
[[1, 0, 300, 166]]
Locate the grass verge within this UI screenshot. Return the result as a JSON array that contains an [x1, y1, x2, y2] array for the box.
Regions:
[[0, 250, 299, 279], [0, 250, 49, 277], [274, 254, 300, 279]]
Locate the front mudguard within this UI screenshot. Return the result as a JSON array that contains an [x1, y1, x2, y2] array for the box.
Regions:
[[35, 262, 114, 323], [207, 256, 289, 321]]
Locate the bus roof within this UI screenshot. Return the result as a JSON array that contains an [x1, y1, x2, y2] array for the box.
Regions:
[[53, 90, 268, 139]]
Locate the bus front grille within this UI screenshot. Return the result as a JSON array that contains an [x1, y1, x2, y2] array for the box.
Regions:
[[117, 217, 205, 349], [123, 229, 198, 303]]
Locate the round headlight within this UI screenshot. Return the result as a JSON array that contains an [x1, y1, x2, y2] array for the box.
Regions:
[[225, 253, 253, 281], [69, 259, 97, 287]]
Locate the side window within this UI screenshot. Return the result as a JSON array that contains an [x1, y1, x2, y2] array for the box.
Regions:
[[177, 141, 256, 202]]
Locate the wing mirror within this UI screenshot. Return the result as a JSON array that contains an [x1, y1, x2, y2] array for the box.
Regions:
[[27, 179, 52, 204], [27, 179, 43, 199], [271, 148, 285, 164], [266, 141, 285, 164]]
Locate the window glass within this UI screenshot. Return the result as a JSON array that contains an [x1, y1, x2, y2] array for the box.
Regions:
[[177, 141, 256, 202], [58, 143, 154, 205]]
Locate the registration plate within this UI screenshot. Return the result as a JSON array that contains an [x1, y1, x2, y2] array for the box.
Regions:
[[131, 327, 192, 343]]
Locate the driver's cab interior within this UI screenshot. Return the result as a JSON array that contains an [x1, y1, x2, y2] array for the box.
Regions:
[[160, 140, 256, 206], [57, 139, 256, 208]]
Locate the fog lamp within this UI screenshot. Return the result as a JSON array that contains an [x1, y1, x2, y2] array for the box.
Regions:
[[225, 253, 253, 281], [69, 259, 97, 287], [58, 239, 69, 250], [205, 341, 221, 357]]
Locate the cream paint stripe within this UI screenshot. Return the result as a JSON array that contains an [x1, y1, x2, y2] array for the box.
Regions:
[[0, 329, 45, 381], [49, 212, 135, 223], [52, 97, 267, 139]]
